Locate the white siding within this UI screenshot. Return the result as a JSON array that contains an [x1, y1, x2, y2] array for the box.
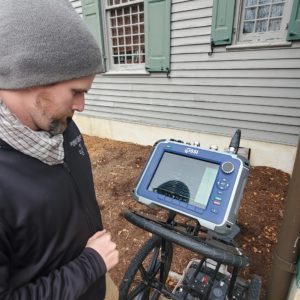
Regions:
[[75, 0, 300, 146]]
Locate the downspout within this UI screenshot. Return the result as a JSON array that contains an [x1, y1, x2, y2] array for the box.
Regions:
[[267, 135, 300, 299]]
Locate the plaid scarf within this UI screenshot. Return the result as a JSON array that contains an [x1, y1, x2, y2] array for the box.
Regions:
[[0, 100, 64, 165]]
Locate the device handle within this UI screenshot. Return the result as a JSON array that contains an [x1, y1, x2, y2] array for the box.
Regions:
[[123, 210, 249, 268]]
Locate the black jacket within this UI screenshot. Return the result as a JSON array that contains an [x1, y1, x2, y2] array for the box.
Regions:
[[0, 121, 106, 299]]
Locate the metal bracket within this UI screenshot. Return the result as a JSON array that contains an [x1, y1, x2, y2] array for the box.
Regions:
[[208, 41, 215, 56]]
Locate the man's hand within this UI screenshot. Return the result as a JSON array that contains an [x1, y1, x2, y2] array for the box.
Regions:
[[86, 230, 119, 271]]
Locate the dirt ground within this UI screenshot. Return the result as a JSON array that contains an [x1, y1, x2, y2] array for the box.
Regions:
[[83, 134, 290, 299]]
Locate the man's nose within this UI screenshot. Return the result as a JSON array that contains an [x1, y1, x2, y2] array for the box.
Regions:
[[73, 94, 85, 112]]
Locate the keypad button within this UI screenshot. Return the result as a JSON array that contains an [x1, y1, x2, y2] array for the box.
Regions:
[[211, 208, 219, 214], [217, 178, 230, 190]]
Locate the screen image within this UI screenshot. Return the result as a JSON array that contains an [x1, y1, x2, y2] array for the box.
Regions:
[[148, 152, 219, 209]]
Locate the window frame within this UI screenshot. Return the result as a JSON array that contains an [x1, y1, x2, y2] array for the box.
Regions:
[[233, 0, 293, 46], [103, 0, 146, 72], [81, 0, 171, 74]]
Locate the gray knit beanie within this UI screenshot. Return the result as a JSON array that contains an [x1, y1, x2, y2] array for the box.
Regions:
[[0, 0, 104, 89]]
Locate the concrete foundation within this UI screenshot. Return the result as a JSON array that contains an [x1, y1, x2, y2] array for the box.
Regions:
[[74, 115, 296, 174]]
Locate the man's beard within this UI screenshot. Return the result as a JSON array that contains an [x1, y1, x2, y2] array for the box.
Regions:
[[49, 116, 72, 136]]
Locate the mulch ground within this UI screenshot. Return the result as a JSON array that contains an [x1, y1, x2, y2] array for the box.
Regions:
[[83, 135, 290, 299]]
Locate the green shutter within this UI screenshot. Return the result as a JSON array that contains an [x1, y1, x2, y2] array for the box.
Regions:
[[81, 0, 105, 66], [145, 0, 171, 73], [211, 0, 235, 46], [287, 0, 300, 41]]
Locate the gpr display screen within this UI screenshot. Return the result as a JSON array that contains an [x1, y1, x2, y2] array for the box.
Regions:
[[148, 152, 219, 209]]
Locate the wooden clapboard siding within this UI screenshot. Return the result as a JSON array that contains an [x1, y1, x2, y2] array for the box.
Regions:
[[70, 0, 82, 14], [70, 0, 300, 146]]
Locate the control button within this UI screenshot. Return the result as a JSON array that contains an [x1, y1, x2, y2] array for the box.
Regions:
[[213, 200, 221, 206], [221, 161, 235, 174], [211, 208, 219, 214], [217, 178, 230, 190], [214, 196, 222, 201]]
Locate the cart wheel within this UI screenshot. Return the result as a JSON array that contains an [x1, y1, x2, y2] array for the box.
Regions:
[[119, 235, 173, 300]]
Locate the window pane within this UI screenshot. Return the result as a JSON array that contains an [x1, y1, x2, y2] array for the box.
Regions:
[[256, 19, 268, 31], [245, 0, 258, 6], [132, 5, 138, 13], [139, 13, 144, 22], [269, 18, 281, 31], [245, 7, 256, 20], [243, 21, 255, 33], [124, 15, 130, 25], [132, 14, 139, 24], [270, 3, 284, 17], [125, 26, 131, 35], [132, 25, 139, 34], [125, 36, 131, 45], [257, 5, 270, 19], [117, 17, 123, 26], [112, 38, 118, 46], [132, 35, 139, 44], [259, 0, 271, 4]]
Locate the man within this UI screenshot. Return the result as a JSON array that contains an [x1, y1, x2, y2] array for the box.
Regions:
[[0, 0, 119, 299]]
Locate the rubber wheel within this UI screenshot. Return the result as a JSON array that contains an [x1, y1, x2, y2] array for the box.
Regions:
[[119, 235, 173, 300]]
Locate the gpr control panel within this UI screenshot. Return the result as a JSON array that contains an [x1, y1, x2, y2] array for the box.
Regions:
[[133, 140, 249, 235]]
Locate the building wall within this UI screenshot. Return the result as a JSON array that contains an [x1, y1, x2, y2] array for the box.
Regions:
[[70, 0, 300, 172]]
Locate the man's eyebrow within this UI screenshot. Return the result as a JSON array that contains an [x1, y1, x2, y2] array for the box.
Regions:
[[72, 88, 89, 93]]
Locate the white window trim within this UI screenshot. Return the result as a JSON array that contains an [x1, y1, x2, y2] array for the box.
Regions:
[[102, 69, 150, 76], [232, 0, 293, 47], [103, 0, 145, 72]]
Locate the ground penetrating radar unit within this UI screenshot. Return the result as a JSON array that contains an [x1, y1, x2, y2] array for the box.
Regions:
[[119, 130, 261, 300], [133, 137, 249, 235]]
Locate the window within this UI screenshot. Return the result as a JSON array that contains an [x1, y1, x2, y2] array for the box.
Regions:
[[105, 0, 145, 71], [211, 0, 300, 47], [81, 0, 171, 73], [238, 0, 291, 44]]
